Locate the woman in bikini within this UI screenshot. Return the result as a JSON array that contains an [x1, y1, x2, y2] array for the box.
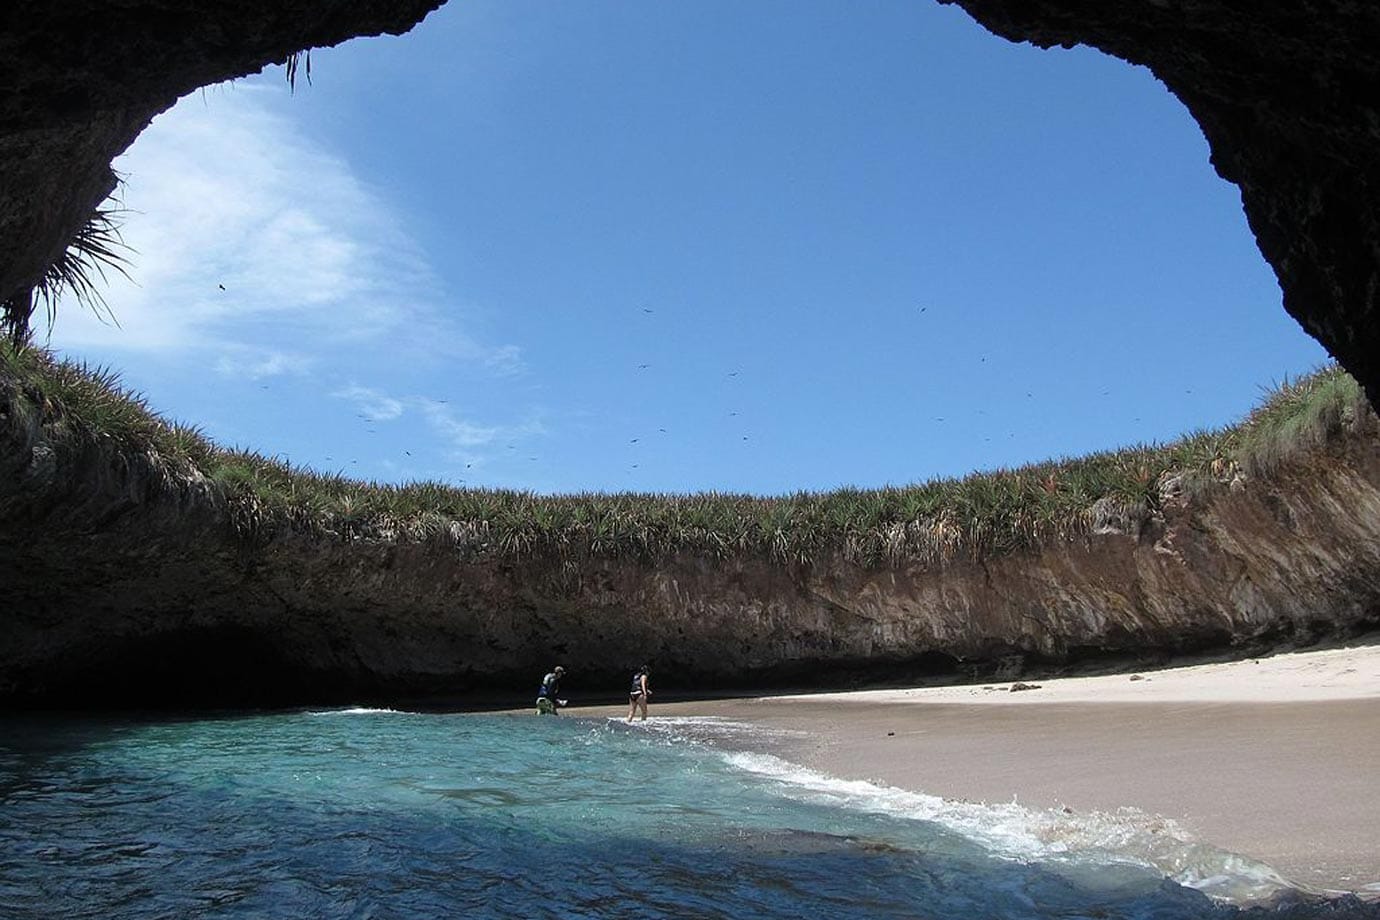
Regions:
[[626, 665, 651, 722]]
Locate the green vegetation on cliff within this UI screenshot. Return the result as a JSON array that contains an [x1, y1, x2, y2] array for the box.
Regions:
[[2, 341, 1372, 567]]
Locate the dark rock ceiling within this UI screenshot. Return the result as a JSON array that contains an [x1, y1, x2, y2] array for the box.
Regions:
[[2, 1, 1378, 403]]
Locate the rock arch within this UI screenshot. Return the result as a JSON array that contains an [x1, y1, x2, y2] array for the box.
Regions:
[[2, 1, 1377, 402]]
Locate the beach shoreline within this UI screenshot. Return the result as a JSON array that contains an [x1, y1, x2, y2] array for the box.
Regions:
[[564, 642, 1380, 896]]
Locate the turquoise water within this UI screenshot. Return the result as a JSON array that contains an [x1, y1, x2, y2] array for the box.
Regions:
[[0, 709, 1368, 919]]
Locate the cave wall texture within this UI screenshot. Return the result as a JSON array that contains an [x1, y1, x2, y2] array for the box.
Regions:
[[1, 2, 1379, 401], [0, 0, 444, 322], [939, 0, 1380, 405], [4, 364, 1380, 707], [3, 4, 1380, 705]]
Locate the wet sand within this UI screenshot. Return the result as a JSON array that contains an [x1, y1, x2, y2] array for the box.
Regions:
[[566, 644, 1380, 894]]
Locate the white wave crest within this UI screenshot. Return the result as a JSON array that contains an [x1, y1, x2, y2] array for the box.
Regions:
[[720, 750, 1296, 904]]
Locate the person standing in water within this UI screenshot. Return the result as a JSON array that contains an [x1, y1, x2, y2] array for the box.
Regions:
[[536, 665, 566, 715], [627, 665, 651, 722]]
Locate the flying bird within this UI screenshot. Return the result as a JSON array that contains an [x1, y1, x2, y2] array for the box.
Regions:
[[217, 283, 226, 291], [404, 451, 411, 456], [638, 364, 651, 369], [630, 438, 639, 443]]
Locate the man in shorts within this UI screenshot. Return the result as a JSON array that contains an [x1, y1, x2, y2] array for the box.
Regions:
[[536, 665, 566, 715]]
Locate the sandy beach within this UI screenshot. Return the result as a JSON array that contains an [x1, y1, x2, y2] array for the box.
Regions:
[[566, 642, 1380, 895]]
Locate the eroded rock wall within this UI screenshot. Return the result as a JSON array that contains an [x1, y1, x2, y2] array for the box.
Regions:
[[3, 371, 1378, 707], [4, 2, 1380, 403], [0, 0, 444, 310], [940, 0, 1380, 403]]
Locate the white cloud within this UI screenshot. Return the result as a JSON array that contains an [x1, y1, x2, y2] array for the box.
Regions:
[[45, 83, 523, 376], [333, 384, 406, 422], [214, 345, 315, 380], [417, 399, 501, 448], [332, 384, 545, 459]]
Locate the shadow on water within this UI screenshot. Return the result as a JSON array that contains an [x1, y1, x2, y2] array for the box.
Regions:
[[0, 712, 1375, 919]]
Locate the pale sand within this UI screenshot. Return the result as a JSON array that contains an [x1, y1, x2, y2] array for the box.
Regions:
[[565, 643, 1380, 894]]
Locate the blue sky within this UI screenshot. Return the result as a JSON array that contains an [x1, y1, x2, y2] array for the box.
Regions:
[[47, 0, 1327, 495]]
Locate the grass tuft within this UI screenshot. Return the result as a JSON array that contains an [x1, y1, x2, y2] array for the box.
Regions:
[[2, 207, 133, 350], [3, 344, 1372, 567]]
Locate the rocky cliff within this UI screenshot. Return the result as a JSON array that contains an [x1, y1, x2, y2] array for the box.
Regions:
[[3, 364, 1378, 708]]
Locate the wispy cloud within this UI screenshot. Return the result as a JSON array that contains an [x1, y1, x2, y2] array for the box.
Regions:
[[214, 345, 315, 380], [333, 384, 545, 460], [46, 83, 523, 377], [333, 384, 406, 422]]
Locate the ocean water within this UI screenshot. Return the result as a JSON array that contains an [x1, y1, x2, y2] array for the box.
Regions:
[[0, 709, 1372, 919]]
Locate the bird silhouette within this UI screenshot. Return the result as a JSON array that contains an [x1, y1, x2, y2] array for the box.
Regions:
[[641, 307, 653, 314], [638, 364, 650, 369], [217, 283, 226, 291], [404, 451, 411, 456], [630, 438, 639, 443], [658, 428, 667, 433]]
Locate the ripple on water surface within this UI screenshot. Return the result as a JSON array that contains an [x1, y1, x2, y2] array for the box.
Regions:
[[0, 710, 1372, 919]]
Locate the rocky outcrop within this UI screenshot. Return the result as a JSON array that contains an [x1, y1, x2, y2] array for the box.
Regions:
[[939, 1, 1380, 405], [4, 2, 1380, 403], [3, 370, 1379, 708], [0, 1, 443, 314]]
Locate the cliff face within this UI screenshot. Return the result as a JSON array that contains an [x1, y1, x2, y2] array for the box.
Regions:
[[4, 2, 1380, 404], [4, 371, 1379, 707], [4, 4, 1380, 706]]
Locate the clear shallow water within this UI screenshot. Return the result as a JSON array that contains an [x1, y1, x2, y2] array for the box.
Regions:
[[0, 709, 1371, 919]]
